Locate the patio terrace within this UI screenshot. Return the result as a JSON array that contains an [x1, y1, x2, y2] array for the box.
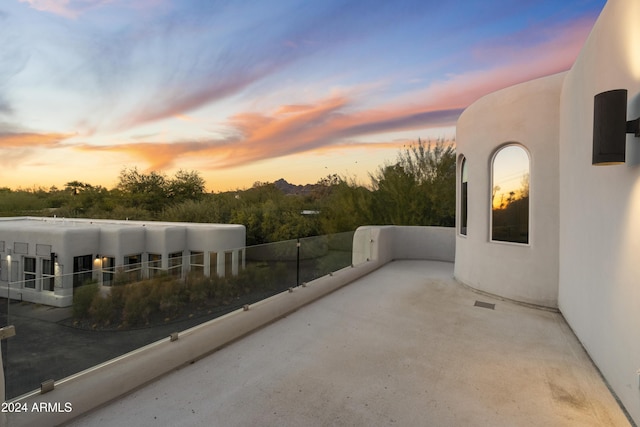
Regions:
[[66, 259, 629, 426]]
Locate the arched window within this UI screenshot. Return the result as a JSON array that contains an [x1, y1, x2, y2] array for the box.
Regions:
[[460, 156, 468, 235], [491, 145, 529, 244]]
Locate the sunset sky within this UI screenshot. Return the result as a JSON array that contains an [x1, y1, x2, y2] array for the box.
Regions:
[[1, 0, 605, 192]]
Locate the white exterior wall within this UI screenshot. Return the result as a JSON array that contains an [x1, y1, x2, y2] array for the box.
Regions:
[[455, 0, 640, 421], [0, 218, 246, 307], [187, 225, 245, 277], [455, 73, 563, 308], [558, 0, 640, 421], [100, 227, 146, 258], [145, 226, 185, 254]]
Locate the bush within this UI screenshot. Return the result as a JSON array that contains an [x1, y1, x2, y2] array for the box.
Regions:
[[89, 293, 115, 325], [73, 283, 99, 319], [185, 273, 211, 306], [122, 282, 153, 326]]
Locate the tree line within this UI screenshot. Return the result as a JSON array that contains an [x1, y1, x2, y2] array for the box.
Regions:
[[0, 139, 456, 245]]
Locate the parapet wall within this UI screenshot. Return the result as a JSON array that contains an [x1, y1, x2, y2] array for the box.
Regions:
[[353, 225, 455, 266]]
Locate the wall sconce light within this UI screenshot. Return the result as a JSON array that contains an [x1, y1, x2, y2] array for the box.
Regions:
[[593, 89, 640, 165]]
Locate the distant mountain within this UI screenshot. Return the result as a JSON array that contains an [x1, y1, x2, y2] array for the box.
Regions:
[[273, 178, 320, 195]]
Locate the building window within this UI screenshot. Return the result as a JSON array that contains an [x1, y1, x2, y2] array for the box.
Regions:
[[73, 254, 93, 287], [148, 253, 162, 278], [124, 254, 142, 282], [190, 251, 204, 275], [491, 145, 530, 244], [42, 258, 54, 291], [102, 257, 115, 286], [168, 252, 182, 277], [460, 156, 468, 236], [209, 252, 218, 277], [24, 257, 36, 289]]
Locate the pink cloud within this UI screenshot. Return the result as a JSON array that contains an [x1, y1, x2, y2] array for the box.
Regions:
[[415, 15, 596, 111], [77, 96, 460, 170], [71, 12, 596, 173], [0, 131, 73, 166], [0, 131, 73, 148]]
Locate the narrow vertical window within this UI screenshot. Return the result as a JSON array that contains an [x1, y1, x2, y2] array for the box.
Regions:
[[42, 258, 54, 291], [124, 254, 142, 282], [190, 251, 204, 275], [460, 157, 468, 235], [168, 252, 182, 277], [102, 257, 115, 285], [24, 257, 36, 288], [491, 145, 529, 244], [73, 254, 93, 287]]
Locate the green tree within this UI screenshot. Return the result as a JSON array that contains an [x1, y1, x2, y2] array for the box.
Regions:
[[116, 167, 168, 214], [318, 177, 373, 233], [370, 139, 455, 226], [167, 170, 206, 203]]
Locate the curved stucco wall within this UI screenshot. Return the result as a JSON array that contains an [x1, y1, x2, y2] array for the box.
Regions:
[[558, 0, 640, 422], [455, 73, 563, 308]]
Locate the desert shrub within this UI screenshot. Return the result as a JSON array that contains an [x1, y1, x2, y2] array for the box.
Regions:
[[155, 278, 186, 316], [89, 293, 115, 325], [185, 273, 211, 306], [209, 274, 234, 303], [73, 283, 100, 319], [122, 281, 154, 326], [109, 284, 126, 310], [112, 268, 130, 286]]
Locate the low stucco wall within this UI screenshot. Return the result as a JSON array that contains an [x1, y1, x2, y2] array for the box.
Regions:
[[4, 226, 455, 426], [353, 225, 455, 266]]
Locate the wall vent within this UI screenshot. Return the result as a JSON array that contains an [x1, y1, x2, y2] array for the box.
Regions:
[[474, 300, 495, 310]]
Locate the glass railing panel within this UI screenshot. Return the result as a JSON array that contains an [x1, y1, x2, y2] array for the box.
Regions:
[[243, 239, 297, 294], [298, 231, 354, 284], [2, 233, 353, 404]]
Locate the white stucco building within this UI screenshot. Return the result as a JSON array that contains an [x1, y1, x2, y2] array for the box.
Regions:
[[0, 217, 245, 307], [455, 0, 640, 422]]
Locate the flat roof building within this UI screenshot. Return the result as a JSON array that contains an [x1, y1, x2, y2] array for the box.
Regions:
[[0, 217, 245, 307]]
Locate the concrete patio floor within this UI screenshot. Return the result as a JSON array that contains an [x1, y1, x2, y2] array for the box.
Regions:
[[67, 260, 631, 426]]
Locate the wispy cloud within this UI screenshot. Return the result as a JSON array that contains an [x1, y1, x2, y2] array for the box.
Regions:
[[0, 131, 73, 147], [0, 10, 30, 117], [18, 0, 113, 19], [66, 0, 439, 134], [73, 12, 593, 172], [2, 0, 606, 190], [77, 95, 461, 170], [412, 14, 596, 111], [0, 131, 73, 166]]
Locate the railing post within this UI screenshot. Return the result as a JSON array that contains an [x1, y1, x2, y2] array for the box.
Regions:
[[296, 239, 300, 286]]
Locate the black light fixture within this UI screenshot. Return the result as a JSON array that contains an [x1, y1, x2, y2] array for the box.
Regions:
[[592, 89, 640, 165]]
